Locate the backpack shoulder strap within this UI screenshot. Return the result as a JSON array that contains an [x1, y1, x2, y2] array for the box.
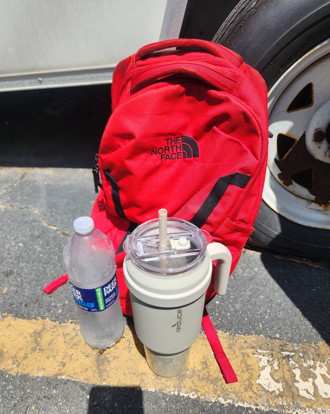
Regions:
[[202, 306, 238, 384]]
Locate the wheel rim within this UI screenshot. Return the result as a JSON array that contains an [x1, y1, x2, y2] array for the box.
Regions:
[[264, 39, 330, 229]]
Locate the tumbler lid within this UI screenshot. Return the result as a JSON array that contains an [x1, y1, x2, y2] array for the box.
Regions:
[[124, 217, 209, 276]]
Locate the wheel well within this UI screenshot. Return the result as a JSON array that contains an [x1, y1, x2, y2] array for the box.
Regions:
[[179, 0, 241, 41]]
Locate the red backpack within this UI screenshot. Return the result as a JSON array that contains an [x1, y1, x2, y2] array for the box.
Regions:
[[43, 39, 268, 382], [91, 39, 268, 316]]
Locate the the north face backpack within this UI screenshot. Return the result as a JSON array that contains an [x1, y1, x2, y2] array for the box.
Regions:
[[44, 39, 268, 383], [91, 39, 268, 317]]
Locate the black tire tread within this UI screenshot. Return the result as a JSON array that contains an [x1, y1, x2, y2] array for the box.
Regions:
[[213, 0, 269, 46], [213, 0, 330, 258]]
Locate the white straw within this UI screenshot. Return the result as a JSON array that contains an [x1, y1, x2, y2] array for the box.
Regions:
[[158, 208, 167, 249]]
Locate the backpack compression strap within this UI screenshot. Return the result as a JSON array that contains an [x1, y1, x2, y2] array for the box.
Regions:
[[190, 172, 251, 228], [43, 274, 69, 294], [202, 307, 238, 384]]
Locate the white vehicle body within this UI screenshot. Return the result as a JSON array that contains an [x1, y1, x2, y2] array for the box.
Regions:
[[0, 0, 188, 91]]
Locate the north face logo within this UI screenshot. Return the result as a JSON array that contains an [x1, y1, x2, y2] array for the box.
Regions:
[[151, 136, 199, 161]]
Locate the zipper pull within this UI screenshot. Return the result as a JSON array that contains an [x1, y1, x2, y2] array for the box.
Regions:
[[92, 154, 102, 193]]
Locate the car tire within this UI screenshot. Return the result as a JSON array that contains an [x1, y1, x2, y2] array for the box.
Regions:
[[213, 0, 330, 259]]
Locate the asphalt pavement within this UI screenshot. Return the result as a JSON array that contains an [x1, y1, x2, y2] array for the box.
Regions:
[[0, 86, 329, 414]]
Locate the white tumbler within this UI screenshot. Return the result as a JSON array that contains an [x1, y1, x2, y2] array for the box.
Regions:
[[123, 214, 231, 377]]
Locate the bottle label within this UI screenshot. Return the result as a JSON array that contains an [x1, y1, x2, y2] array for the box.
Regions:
[[69, 273, 118, 312]]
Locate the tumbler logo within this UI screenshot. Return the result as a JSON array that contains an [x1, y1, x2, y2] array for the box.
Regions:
[[172, 309, 183, 332], [151, 136, 199, 161]]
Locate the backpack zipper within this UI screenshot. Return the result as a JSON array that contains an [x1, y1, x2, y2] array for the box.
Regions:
[[92, 154, 103, 194]]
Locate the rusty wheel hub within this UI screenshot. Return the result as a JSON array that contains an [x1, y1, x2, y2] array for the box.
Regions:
[[264, 39, 330, 228], [306, 101, 330, 164], [275, 132, 330, 205]]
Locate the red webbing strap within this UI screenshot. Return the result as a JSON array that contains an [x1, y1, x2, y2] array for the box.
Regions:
[[202, 306, 238, 384], [130, 62, 237, 94], [43, 274, 69, 294], [134, 39, 243, 67]]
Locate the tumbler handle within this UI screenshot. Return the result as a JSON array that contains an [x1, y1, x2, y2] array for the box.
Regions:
[[207, 243, 232, 296]]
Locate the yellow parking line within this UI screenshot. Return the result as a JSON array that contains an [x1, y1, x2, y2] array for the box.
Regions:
[[0, 315, 329, 412]]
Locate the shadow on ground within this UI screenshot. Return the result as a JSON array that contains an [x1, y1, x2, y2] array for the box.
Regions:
[[260, 250, 330, 344], [88, 386, 143, 414], [0, 84, 112, 168]]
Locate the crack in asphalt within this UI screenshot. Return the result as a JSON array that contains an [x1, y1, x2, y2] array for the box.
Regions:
[[1, 203, 70, 237], [0, 171, 29, 195]]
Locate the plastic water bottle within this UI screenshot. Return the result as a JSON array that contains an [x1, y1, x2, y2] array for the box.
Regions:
[[63, 217, 124, 349]]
